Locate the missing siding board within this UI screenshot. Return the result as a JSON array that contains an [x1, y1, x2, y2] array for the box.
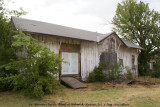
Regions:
[[100, 52, 117, 69]]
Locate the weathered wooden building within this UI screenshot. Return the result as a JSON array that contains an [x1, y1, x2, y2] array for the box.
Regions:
[[12, 16, 143, 81]]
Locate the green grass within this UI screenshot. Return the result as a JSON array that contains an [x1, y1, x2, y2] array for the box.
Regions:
[[0, 81, 160, 107]]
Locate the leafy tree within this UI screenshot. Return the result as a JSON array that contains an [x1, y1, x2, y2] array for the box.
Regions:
[[112, 0, 160, 75], [0, 0, 63, 99], [0, 0, 16, 75], [0, 0, 27, 75], [0, 29, 63, 99]]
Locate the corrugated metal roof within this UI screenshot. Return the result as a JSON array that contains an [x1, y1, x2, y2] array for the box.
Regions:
[[11, 16, 143, 49]]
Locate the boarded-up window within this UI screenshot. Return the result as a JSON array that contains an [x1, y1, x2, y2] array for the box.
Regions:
[[62, 52, 78, 75]]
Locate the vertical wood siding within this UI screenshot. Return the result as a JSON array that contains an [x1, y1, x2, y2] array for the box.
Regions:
[[113, 34, 138, 76], [32, 33, 139, 80], [98, 35, 117, 57], [33, 34, 99, 81], [98, 34, 139, 76], [81, 42, 99, 81], [118, 46, 138, 75]]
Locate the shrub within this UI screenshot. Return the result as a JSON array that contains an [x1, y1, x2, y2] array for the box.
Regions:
[[0, 75, 15, 91], [88, 62, 123, 82], [152, 61, 160, 78], [88, 62, 106, 82], [33, 84, 44, 98], [0, 65, 18, 91], [0, 12, 18, 91], [0, 29, 64, 99], [88, 71, 96, 82], [107, 63, 123, 80], [125, 67, 133, 80]]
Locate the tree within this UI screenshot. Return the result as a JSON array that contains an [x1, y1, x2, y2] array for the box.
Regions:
[[0, 0, 63, 99], [0, 0, 16, 74], [0, 0, 27, 73], [0, 29, 63, 98], [112, 0, 160, 75], [10, 30, 63, 98]]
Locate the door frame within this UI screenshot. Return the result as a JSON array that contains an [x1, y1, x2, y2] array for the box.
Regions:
[[59, 43, 81, 79]]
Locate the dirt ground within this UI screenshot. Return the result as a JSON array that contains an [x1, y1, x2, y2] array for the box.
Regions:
[[0, 77, 160, 107]]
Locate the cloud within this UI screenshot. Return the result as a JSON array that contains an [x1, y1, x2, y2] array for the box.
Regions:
[[5, 0, 160, 34], [144, 0, 160, 12]]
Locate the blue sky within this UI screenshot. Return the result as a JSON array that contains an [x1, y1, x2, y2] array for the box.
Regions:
[[5, 0, 160, 34]]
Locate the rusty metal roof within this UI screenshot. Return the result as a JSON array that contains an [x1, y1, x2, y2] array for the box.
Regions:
[[11, 16, 143, 49]]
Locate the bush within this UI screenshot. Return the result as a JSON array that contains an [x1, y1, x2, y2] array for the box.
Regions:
[[125, 67, 133, 80], [0, 8, 18, 91], [88, 71, 96, 82], [0, 75, 15, 91], [88, 62, 106, 82], [0, 29, 64, 99], [107, 63, 123, 80], [0, 65, 18, 91], [152, 61, 160, 78], [88, 62, 123, 82]]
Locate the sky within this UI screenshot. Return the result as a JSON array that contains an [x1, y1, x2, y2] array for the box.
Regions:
[[4, 0, 160, 34]]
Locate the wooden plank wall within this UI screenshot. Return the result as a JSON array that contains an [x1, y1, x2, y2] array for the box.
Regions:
[[113, 34, 138, 76], [98, 35, 117, 57], [32, 33, 139, 80], [118, 46, 138, 76], [98, 34, 138, 76], [33, 34, 99, 81], [81, 42, 99, 81]]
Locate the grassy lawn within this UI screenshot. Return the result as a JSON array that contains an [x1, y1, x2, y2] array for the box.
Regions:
[[0, 77, 160, 107]]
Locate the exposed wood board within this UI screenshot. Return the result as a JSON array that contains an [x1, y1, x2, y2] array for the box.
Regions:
[[61, 77, 87, 89]]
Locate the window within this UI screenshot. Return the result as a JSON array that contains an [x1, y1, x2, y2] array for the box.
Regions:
[[132, 55, 135, 69], [61, 52, 78, 75], [119, 59, 123, 66]]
